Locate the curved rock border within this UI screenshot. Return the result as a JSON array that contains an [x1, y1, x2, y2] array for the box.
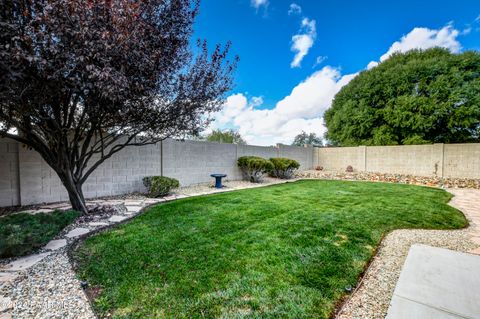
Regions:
[[335, 188, 480, 319]]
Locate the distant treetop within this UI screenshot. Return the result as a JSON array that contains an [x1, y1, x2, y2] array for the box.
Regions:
[[325, 48, 480, 146], [292, 131, 323, 147], [205, 129, 246, 144]]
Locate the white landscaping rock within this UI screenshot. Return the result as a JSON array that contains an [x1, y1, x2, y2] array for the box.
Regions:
[[125, 206, 143, 213], [44, 239, 67, 251], [109, 215, 127, 223], [65, 228, 90, 238], [2, 253, 51, 272], [0, 296, 12, 312]]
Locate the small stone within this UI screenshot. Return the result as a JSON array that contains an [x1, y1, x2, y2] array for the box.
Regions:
[[65, 228, 90, 238], [125, 205, 143, 213], [109, 215, 127, 223], [88, 222, 109, 227], [2, 252, 50, 271], [44, 239, 67, 251], [0, 297, 12, 312]]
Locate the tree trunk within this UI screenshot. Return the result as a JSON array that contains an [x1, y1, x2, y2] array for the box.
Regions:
[[58, 170, 89, 214]]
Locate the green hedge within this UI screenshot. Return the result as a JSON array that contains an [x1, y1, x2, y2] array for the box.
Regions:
[[143, 176, 180, 197], [237, 156, 274, 183], [269, 157, 300, 179]]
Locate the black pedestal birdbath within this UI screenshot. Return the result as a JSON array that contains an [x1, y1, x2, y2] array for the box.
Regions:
[[210, 174, 227, 188]]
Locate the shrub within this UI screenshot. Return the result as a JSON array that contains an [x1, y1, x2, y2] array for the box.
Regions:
[[143, 176, 180, 197], [346, 165, 354, 172], [315, 165, 323, 171], [237, 156, 274, 183], [269, 158, 300, 179]]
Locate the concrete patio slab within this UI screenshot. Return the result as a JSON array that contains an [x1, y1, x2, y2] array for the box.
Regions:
[[386, 244, 480, 319]]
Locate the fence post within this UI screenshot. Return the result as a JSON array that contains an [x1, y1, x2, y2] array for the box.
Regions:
[[359, 145, 367, 172], [434, 143, 445, 177]]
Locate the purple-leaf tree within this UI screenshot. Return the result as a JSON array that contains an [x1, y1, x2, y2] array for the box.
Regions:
[[0, 0, 237, 213]]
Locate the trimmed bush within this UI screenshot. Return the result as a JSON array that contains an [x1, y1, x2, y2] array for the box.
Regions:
[[237, 156, 274, 183], [143, 176, 180, 197], [269, 157, 300, 179]]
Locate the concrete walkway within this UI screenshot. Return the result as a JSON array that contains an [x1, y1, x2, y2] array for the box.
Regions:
[[386, 244, 480, 318]]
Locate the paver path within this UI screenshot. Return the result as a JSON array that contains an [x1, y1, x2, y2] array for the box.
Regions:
[[448, 188, 480, 255]]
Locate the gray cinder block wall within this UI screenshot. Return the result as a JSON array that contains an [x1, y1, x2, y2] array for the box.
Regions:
[[314, 143, 480, 178], [0, 138, 314, 207]]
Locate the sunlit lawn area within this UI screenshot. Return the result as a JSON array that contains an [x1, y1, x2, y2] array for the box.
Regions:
[[74, 180, 466, 318]]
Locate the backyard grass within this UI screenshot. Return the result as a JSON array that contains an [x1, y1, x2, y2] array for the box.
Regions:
[[73, 180, 467, 319], [0, 210, 79, 258]]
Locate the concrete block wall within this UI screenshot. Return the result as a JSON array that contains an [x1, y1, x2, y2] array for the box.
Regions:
[[0, 137, 314, 207], [444, 144, 480, 178], [314, 143, 480, 178], [316, 146, 365, 171], [365, 144, 443, 176]]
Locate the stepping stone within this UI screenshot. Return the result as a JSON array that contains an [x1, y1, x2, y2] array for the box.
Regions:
[[44, 239, 67, 251], [124, 200, 143, 206], [109, 215, 127, 223], [31, 208, 54, 214], [386, 244, 480, 319], [41, 203, 69, 209], [65, 228, 90, 238], [0, 311, 12, 319], [0, 297, 12, 312], [89, 222, 109, 227], [0, 272, 18, 283], [125, 205, 143, 212], [2, 252, 50, 272]]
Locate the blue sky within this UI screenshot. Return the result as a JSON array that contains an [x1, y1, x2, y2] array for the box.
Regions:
[[193, 0, 480, 145]]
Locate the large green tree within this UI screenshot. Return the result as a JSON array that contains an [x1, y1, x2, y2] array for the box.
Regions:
[[325, 48, 480, 146]]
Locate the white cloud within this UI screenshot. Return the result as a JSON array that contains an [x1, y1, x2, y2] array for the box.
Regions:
[[251, 0, 268, 9], [211, 67, 356, 145], [211, 24, 465, 146], [313, 55, 327, 68], [288, 3, 302, 15], [367, 25, 461, 69], [291, 18, 316, 68]]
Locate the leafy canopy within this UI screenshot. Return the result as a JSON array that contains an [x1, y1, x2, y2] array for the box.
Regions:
[[325, 48, 480, 146], [0, 0, 236, 212], [292, 131, 323, 146], [205, 129, 246, 144]]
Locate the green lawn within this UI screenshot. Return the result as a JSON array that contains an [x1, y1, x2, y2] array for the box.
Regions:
[[0, 210, 79, 258], [73, 180, 466, 319]]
